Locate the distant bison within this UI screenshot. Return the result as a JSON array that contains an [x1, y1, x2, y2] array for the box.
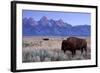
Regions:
[[61, 37, 87, 55], [43, 38, 49, 41]]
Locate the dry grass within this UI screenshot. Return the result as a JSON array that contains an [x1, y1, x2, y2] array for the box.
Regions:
[[22, 36, 91, 63]]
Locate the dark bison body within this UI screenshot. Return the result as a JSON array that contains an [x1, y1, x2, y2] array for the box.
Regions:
[[61, 37, 87, 55]]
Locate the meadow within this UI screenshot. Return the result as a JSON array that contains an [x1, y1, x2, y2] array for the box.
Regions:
[[22, 36, 91, 63]]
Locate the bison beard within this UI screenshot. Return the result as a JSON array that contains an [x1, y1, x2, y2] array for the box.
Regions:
[[61, 37, 87, 56]]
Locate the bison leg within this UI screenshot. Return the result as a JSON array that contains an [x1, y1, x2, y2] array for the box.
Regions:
[[81, 48, 84, 54], [72, 50, 76, 56], [81, 46, 87, 54], [84, 47, 87, 53], [63, 50, 66, 53], [83, 45, 87, 53], [84, 47, 87, 56]]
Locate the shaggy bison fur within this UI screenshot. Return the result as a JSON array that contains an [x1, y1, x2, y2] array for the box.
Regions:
[[61, 37, 87, 55]]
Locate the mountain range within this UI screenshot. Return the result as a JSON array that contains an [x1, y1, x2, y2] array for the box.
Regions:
[[23, 16, 91, 36]]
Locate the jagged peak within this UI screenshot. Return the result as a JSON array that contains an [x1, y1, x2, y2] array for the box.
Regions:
[[58, 19, 64, 22], [40, 16, 48, 20]]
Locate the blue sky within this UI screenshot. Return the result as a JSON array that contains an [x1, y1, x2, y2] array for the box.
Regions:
[[22, 10, 91, 26]]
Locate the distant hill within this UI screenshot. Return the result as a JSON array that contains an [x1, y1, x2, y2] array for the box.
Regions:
[[23, 16, 91, 36]]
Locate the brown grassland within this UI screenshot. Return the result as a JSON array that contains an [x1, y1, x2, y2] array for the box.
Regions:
[[22, 36, 91, 62]]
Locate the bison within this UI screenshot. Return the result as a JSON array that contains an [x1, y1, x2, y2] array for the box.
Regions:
[[61, 37, 87, 56]]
